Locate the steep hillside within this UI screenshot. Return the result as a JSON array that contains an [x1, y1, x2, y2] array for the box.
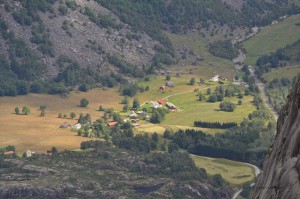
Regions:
[[253, 76, 300, 199], [0, 0, 158, 79], [0, 0, 299, 97]]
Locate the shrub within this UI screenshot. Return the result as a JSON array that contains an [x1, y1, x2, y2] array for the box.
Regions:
[[219, 101, 236, 112], [80, 98, 89, 107]]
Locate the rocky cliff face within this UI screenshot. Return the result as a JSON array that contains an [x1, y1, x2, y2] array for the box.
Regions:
[[0, 0, 157, 79], [253, 77, 300, 199]]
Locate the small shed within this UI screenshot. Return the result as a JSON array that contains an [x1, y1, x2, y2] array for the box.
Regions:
[[165, 81, 174, 87], [72, 123, 82, 130], [131, 119, 140, 123], [166, 102, 177, 111], [26, 149, 33, 157], [127, 111, 137, 118], [60, 122, 71, 128], [158, 85, 167, 91]]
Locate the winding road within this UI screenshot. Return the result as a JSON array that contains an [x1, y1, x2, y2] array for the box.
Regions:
[[232, 162, 261, 199]]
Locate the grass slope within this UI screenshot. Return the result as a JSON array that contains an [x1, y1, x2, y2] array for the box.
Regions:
[[0, 89, 122, 153], [262, 65, 300, 82], [168, 32, 236, 79], [243, 14, 300, 65], [191, 154, 255, 185]]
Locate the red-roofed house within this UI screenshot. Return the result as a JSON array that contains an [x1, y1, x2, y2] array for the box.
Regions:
[[4, 151, 14, 155], [157, 98, 165, 105], [108, 121, 118, 127]]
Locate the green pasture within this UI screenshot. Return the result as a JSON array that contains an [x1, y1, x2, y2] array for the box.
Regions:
[[162, 92, 255, 126], [243, 14, 300, 65], [136, 75, 215, 103], [262, 65, 300, 82], [191, 154, 255, 185]]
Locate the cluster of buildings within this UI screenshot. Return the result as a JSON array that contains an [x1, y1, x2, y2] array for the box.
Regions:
[[146, 99, 177, 111]]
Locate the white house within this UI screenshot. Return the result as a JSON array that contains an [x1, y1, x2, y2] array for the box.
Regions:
[[210, 75, 219, 82], [26, 149, 33, 157], [150, 101, 161, 109], [72, 123, 82, 130]]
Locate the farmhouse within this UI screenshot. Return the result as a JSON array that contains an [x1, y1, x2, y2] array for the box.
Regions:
[[166, 81, 174, 87], [151, 101, 161, 109], [210, 75, 219, 82], [60, 122, 71, 128], [157, 98, 165, 105], [166, 102, 177, 111]]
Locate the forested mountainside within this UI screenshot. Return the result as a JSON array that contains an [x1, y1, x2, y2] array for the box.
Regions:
[[0, 0, 299, 97], [253, 76, 300, 199]]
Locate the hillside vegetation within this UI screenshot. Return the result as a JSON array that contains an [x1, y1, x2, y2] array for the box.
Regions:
[[243, 14, 300, 65], [0, 0, 299, 97]]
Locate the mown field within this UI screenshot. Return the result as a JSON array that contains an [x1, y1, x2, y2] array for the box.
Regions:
[[262, 65, 300, 82], [135, 123, 223, 135], [243, 14, 300, 65], [0, 89, 123, 153], [162, 93, 255, 127], [191, 154, 255, 185]]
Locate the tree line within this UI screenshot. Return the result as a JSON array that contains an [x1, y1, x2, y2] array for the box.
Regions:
[[194, 121, 237, 129], [168, 117, 274, 166]]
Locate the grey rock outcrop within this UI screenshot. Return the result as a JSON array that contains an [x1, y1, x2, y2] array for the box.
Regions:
[[253, 77, 300, 199]]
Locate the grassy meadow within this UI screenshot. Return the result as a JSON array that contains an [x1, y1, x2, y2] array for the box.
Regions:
[[135, 123, 223, 135], [191, 154, 255, 185], [243, 14, 300, 65], [0, 88, 123, 153], [168, 32, 236, 80], [262, 65, 300, 82], [162, 93, 255, 127], [136, 74, 220, 103]]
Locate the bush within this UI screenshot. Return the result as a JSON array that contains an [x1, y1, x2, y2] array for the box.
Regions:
[[22, 106, 31, 115], [190, 77, 196, 85], [219, 101, 236, 112], [80, 98, 89, 107]]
